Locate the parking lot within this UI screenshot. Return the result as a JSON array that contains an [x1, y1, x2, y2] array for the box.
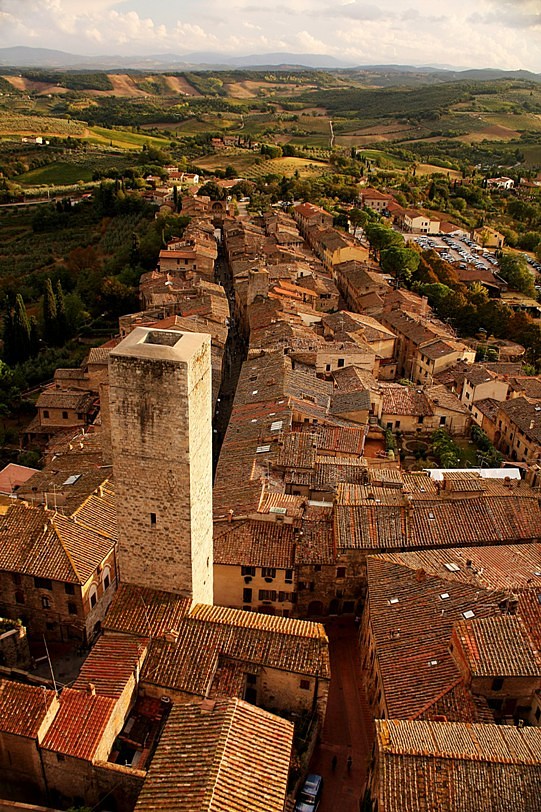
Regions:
[[405, 232, 500, 273]]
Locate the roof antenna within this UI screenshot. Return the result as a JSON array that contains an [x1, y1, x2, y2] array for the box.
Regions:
[[43, 635, 58, 696]]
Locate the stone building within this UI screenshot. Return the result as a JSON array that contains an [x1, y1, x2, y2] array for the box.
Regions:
[[109, 328, 213, 603]]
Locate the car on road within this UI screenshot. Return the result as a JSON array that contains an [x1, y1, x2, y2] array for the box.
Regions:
[[295, 773, 323, 812]]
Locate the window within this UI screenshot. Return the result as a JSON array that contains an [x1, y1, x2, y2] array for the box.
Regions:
[[285, 569, 293, 583], [243, 588, 252, 603], [314, 565, 322, 572], [395, 421, 401, 429], [64, 583, 75, 595], [492, 677, 504, 692], [241, 566, 256, 577], [12, 573, 22, 586], [102, 567, 111, 591], [337, 358, 345, 368], [62, 410, 68, 420], [439, 416, 446, 426], [15, 590, 25, 605], [150, 512, 157, 526], [246, 673, 257, 685], [41, 595, 51, 610], [68, 602, 78, 615], [89, 586, 98, 609], [536, 707, 541, 722], [258, 589, 277, 601], [300, 679, 310, 690], [43, 409, 50, 418], [262, 567, 276, 579], [34, 577, 52, 591], [418, 415, 424, 424], [336, 567, 346, 579]]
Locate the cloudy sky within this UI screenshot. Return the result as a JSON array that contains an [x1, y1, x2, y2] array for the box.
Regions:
[[1, 0, 540, 71]]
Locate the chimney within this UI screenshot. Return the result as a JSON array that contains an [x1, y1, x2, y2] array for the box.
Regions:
[[164, 629, 179, 644], [200, 698, 216, 714], [530, 420, 535, 430], [86, 683, 96, 697]]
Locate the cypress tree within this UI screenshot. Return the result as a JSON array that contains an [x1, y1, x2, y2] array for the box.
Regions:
[[43, 278, 57, 345], [55, 279, 68, 342], [13, 294, 31, 363]]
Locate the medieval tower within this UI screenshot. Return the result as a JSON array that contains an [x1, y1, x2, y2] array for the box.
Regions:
[[108, 327, 213, 603]]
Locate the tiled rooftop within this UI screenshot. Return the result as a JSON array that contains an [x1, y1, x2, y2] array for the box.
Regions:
[[214, 519, 295, 568], [453, 615, 541, 677], [0, 502, 113, 583], [141, 603, 330, 696], [135, 699, 293, 812], [0, 679, 57, 738], [41, 687, 116, 761], [103, 583, 191, 637], [73, 634, 148, 697], [366, 557, 505, 719]]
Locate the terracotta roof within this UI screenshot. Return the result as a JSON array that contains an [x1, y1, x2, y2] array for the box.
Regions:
[[214, 519, 295, 568], [334, 491, 541, 552], [41, 687, 116, 760], [380, 384, 433, 417], [36, 388, 95, 411], [366, 557, 504, 719], [142, 604, 330, 696], [377, 542, 541, 594], [296, 514, 335, 565], [71, 481, 117, 541], [135, 699, 293, 812], [299, 423, 367, 456], [103, 583, 191, 637], [498, 397, 541, 444], [0, 502, 113, 583], [276, 432, 317, 470], [453, 615, 541, 677], [0, 679, 57, 738], [0, 463, 39, 495], [374, 720, 541, 812], [73, 634, 148, 697]]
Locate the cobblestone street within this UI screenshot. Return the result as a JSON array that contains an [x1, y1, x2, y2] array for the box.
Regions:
[[308, 619, 374, 812]]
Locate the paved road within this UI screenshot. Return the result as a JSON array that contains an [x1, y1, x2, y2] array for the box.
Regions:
[[308, 619, 373, 812]]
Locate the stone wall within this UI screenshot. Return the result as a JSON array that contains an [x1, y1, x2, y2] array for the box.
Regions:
[[109, 329, 213, 604]]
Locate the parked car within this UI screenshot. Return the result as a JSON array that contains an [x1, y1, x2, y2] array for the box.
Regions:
[[295, 774, 323, 812]]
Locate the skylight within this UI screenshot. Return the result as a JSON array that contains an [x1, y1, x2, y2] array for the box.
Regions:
[[63, 474, 81, 486], [463, 610, 475, 619], [388, 597, 399, 605], [444, 563, 460, 572], [439, 593, 450, 600], [256, 445, 271, 453]]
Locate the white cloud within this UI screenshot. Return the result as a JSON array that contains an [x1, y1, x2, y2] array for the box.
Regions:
[[0, 0, 539, 69]]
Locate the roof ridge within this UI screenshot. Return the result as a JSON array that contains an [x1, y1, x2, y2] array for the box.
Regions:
[[51, 514, 83, 582]]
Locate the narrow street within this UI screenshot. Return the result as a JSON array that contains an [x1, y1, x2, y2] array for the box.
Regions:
[[308, 619, 374, 812]]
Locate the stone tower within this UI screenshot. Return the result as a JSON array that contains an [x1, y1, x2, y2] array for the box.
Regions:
[[108, 327, 213, 603]]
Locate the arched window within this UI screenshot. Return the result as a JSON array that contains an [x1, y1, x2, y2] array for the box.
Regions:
[[89, 584, 98, 609], [102, 566, 111, 591]]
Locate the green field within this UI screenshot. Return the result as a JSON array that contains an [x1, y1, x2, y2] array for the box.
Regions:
[[17, 161, 94, 185], [88, 126, 172, 150]]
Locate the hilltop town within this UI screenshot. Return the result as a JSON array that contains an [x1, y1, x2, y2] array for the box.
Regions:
[[1, 89, 541, 812]]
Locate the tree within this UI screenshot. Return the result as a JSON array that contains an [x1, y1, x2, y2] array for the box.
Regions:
[[349, 207, 368, 236], [43, 278, 58, 345], [55, 280, 68, 342], [380, 246, 420, 287], [197, 181, 225, 201], [498, 252, 536, 297], [364, 222, 404, 261]]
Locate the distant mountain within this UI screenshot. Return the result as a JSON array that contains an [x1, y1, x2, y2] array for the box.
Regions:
[[0, 47, 539, 80], [0, 46, 354, 70]]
